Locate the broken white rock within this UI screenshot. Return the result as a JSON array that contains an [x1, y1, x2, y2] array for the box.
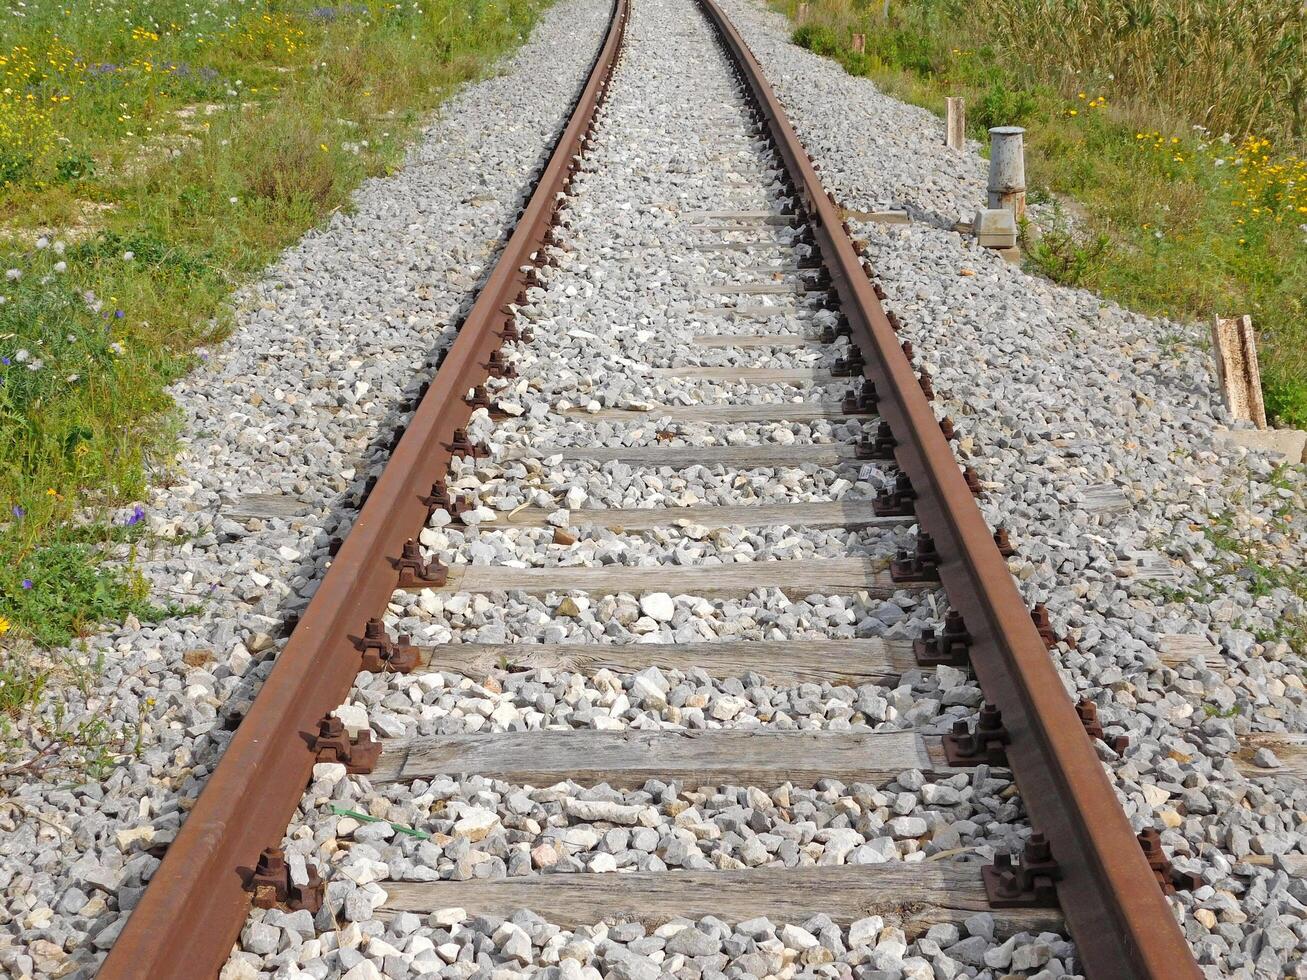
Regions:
[[562, 798, 657, 826], [638, 592, 676, 622], [333, 703, 369, 736], [451, 807, 500, 841]]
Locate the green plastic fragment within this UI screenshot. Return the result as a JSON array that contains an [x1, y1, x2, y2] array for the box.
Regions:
[[329, 805, 431, 840]]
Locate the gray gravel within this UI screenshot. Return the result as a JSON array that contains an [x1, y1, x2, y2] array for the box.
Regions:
[[0, 2, 612, 976], [230, 905, 1074, 979], [715, 0, 1307, 975], [6, 0, 1299, 974], [223, 0, 1052, 976]]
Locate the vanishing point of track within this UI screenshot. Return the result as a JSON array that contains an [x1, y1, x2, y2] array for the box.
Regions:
[[101, 1, 1201, 976]]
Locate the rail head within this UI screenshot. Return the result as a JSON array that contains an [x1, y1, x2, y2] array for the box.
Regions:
[[96, 3, 629, 976], [691, 1, 1200, 977]]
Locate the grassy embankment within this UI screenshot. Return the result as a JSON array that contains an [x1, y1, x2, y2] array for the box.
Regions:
[[772, 0, 1306, 425], [0, 0, 551, 767]]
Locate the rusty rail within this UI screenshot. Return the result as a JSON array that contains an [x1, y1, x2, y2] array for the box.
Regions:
[[98, 3, 628, 975], [693, 1, 1199, 977]]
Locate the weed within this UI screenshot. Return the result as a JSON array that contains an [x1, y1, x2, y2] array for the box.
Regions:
[[1020, 207, 1112, 287], [0, 645, 140, 778], [975, 82, 1037, 131], [0, 0, 553, 745]]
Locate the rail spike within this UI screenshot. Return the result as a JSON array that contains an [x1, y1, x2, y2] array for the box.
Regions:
[[310, 714, 381, 774], [246, 848, 324, 914], [359, 618, 419, 674], [914, 609, 971, 668], [982, 833, 1061, 908], [395, 538, 447, 588]]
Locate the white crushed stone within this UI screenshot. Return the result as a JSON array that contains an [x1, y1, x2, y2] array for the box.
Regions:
[[716, 0, 1307, 973], [228, 0, 1064, 976]]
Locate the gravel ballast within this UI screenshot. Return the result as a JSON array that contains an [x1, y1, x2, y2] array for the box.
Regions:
[[3, 0, 1301, 975], [714, 0, 1307, 975], [219, 0, 1059, 975]]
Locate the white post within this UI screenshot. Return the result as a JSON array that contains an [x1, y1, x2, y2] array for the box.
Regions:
[[1211, 315, 1267, 428], [987, 126, 1026, 220], [945, 97, 965, 150]]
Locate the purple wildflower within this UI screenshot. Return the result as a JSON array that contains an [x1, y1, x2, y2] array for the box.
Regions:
[[1, 356, 9, 365], [11, 505, 23, 519], [124, 504, 145, 526], [21, 579, 33, 590], [115, 309, 125, 319]]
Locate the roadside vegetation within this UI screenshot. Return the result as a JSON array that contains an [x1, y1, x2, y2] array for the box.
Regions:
[[771, 0, 1306, 426], [0, 0, 551, 761]]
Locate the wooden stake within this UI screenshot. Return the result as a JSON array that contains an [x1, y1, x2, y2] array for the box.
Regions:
[[852, 33, 866, 54], [987, 126, 1026, 220], [945, 97, 965, 150], [797, 2, 809, 20], [1211, 315, 1267, 429]]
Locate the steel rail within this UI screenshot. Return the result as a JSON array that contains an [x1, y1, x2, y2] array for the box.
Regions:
[[693, 1, 1200, 977], [98, 3, 628, 975]]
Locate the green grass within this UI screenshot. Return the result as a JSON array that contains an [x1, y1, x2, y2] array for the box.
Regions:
[[0, 0, 553, 756], [1136, 458, 1306, 659], [775, 0, 1307, 427]]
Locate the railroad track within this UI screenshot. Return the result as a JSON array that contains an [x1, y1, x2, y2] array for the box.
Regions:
[[101, 0, 1203, 976]]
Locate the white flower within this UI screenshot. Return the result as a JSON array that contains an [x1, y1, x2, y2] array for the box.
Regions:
[[5, 269, 20, 281], [228, 196, 238, 204], [14, 349, 28, 362], [122, 251, 134, 261], [53, 240, 65, 254], [35, 236, 48, 249], [26, 359, 42, 371], [53, 261, 67, 273]]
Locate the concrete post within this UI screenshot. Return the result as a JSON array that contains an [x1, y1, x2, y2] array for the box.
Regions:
[[945, 97, 965, 150], [987, 126, 1026, 220]]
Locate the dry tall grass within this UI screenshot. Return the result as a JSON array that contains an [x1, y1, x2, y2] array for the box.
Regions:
[[950, 0, 1305, 146]]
